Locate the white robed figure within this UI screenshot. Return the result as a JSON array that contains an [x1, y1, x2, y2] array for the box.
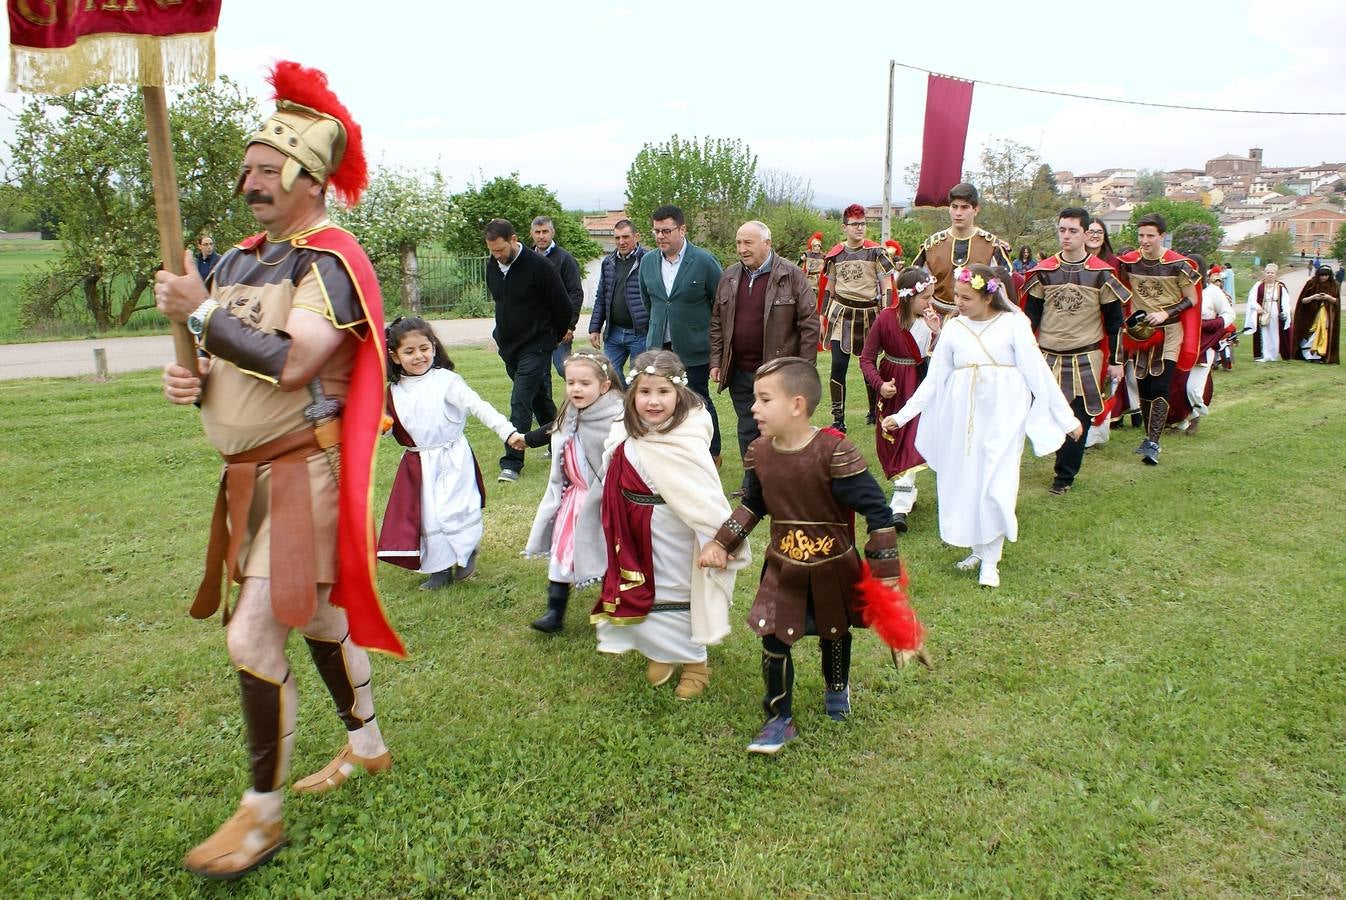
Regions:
[[890, 303, 1077, 586], [388, 367, 517, 574], [1244, 266, 1291, 361]]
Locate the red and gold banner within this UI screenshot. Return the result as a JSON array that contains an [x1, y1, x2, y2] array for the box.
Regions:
[[8, 0, 221, 93], [914, 73, 975, 208]]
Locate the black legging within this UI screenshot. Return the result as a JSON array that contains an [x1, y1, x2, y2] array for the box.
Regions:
[[829, 341, 876, 421]]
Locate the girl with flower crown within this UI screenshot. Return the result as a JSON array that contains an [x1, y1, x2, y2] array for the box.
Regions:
[[859, 266, 942, 530], [592, 349, 748, 698], [883, 265, 1079, 588], [522, 351, 625, 633]]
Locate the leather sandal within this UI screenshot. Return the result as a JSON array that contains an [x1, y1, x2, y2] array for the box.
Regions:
[[674, 661, 710, 700], [646, 660, 675, 687], [292, 744, 392, 794], [182, 803, 284, 880]]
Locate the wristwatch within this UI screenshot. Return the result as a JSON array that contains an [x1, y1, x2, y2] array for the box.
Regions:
[[187, 298, 219, 336]]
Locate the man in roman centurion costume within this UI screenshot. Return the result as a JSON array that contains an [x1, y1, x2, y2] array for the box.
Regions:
[[1112, 212, 1201, 466], [911, 182, 1012, 311], [1021, 208, 1128, 494], [817, 204, 894, 431], [798, 231, 825, 295], [156, 61, 404, 879]]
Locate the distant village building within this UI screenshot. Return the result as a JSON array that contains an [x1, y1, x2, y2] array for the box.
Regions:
[[1205, 148, 1263, 178], [1268, 203, 1346, 255], [582, 209, 629, 252]]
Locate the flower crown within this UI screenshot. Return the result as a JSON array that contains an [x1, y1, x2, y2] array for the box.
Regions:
[[954, 266, 1003, 295], [897, 277, 933, 299], [641, 364, 688, 386], [566, 351, 611, 375]]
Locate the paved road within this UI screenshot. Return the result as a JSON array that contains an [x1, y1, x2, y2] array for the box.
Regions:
[[0, 264, 1318, 381], [0, 317, 498, 381]]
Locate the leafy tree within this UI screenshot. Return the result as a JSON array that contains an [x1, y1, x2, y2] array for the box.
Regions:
[[332, 166, 458, 314], [1115, 198, 1223, 251], [966, 141, 1063, 247], [1134, 169, 1167, 202], [625, 134, 762, 261], [1331, 222, 1346, 262], [446, 173, 601, 265], [1170, 222, 1219, 260], [888, 217, 930, 260], [1235, 231, 1293, 268], [8, 78, 256, 331], [0, 184, 39, 232], [1271, 182, 1295, 196]]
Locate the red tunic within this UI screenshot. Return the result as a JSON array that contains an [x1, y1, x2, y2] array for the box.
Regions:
[[858, 308, 925, 478]]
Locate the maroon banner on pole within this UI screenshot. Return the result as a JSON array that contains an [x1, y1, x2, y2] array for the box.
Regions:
[[914, 73, 975, 208]]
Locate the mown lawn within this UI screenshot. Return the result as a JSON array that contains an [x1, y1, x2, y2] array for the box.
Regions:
[[1, 345, 1343, 897]]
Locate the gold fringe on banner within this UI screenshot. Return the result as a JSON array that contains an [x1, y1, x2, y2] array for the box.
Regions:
[[8, 30, 216, 95]]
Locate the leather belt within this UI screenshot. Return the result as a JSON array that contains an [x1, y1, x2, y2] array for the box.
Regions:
[[193, 427, 323, 628], [621, 489, 665, 505]]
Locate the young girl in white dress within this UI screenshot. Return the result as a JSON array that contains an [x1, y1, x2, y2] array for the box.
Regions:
[[884, 265, 1081, 588], [523, 351, 625, 633], [592, 350, 747, 699], [377, 317, 525, 589]]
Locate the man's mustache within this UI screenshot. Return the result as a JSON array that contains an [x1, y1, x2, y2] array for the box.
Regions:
[[244, 191, 273, 205]]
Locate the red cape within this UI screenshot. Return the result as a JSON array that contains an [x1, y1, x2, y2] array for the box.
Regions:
[[1115, 249, 1202, 372], [238, 226, 405, 657]]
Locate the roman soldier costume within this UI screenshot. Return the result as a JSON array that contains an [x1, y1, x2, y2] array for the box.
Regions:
[[818, 204, 894, 430], [1021, 253, 1128, 491], [179, 61, 400, 880], [712, 427, 914, 733], [798, 231, 825, 294], [1113, 249, 1200, 464], [912, 227, 1011, 309]]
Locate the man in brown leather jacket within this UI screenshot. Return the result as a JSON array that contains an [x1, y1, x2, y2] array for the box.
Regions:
[[710, 220, 820, 484]]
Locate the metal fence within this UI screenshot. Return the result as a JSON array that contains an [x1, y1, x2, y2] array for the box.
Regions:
[[411, 251, 490, 316]]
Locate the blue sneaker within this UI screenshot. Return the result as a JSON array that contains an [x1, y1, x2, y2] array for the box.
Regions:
[[747, 717, 797, 754], [824, 687, 851, 721]]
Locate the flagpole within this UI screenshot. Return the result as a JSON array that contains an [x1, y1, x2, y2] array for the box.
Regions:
[[881, 60, 894, 244], [141, 80, 198, 372]]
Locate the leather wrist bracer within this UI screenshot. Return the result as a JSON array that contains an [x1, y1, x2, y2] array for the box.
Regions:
[[864, 526, 902, 579], [202, 311, 293, 382], [713, 506, 759, 553]]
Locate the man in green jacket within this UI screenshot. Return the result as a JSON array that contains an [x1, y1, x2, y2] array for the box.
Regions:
[[639, 204, 724, 460]]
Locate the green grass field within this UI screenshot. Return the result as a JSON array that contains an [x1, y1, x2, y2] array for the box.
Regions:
[[1, 347, 1343, 897], [0, 240, 174, 343]]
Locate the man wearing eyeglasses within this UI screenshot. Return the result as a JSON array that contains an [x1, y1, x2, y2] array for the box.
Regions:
[[912, 183, 1012, 311], [638, 204, 724, 461], [817, 204, 893, 432]]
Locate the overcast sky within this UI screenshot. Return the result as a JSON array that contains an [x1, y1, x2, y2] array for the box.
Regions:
[[3, 0, 1342, 210]]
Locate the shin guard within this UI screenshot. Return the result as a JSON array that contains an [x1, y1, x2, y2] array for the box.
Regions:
[[304, 633, 375, 732], [820, 632, 853, 692], [762, 645, 795, 721], [238, 668, 295, 793]]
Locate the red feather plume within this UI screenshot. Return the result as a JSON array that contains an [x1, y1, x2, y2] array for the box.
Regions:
[[856, 560, 923, 651], [267, 60, 368, 208], [809, 230, 824, 243], [884, 239, 903, 255]]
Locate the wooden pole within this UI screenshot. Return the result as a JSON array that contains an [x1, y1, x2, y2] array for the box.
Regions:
[[93, 348, 108, 382], [141, 84, 199, 372], [881, 60, 895, 244]]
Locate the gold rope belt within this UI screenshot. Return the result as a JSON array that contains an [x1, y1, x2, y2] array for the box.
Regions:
[[957, 363, 1014, 455], [881, 353, 917, 366]]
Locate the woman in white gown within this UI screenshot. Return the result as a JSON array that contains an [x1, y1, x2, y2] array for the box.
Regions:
[[885, 265, 1080, 587]]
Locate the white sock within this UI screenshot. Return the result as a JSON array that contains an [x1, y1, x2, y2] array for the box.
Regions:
[[348, 719, 386, 758], [241, 788, 282, 824]]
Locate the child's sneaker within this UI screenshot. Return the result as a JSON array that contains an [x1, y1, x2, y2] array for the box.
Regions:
[[747, 717, 797, 754], [824, 687, 850, 721]]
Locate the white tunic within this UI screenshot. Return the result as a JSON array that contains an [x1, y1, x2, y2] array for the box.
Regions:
[[595, 439, 707, 665], [390, 368, 516, 573], [894, 311, 1076, 548]]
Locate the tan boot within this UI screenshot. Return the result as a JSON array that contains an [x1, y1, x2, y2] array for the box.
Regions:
[[182, 803, 284, 880], [292, 744, 392, 795], [674, 661, 711, 700], [646, 660, 676, 687]]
